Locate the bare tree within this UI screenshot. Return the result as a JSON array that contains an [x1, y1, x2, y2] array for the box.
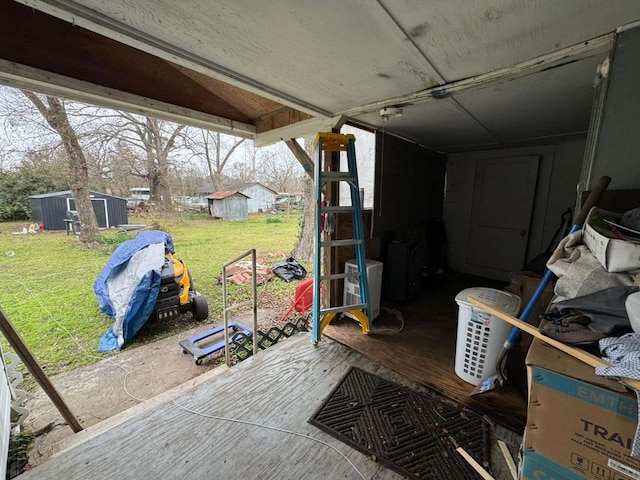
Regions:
[[291, 139, 315, 263], [229, 141, 260, 184], [21, 92, 99, 244], [185, 129, 245, 191], [110, 114, 186, 207], [257, 142, 305, 193]]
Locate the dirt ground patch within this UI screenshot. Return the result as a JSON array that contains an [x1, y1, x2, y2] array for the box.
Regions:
[[21, 308, 292, 467]]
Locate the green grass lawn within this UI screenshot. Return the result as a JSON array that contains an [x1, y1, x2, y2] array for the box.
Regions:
[[0, 212, 304, 377]]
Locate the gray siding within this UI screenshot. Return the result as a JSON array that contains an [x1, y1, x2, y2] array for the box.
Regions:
[[241, 185, 276, 213], [30, 191, 128, 231], [30, 196, 67, 230], [209, 195, 248, 220]]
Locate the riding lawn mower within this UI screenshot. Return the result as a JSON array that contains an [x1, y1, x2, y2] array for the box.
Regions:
[[155, 253, 209, 321]]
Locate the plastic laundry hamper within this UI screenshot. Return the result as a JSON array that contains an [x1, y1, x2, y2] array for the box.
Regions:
[[454, 287, 521, 385]]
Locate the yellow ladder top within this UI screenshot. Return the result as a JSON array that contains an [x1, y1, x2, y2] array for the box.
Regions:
[[314, 132, 356, 151]]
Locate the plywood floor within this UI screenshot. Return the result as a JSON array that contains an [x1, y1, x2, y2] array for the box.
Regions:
[[18, 334, 411, 480], [325, 274, 528, 434]]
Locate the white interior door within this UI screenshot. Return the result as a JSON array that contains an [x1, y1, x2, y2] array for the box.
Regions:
[[465, 155, 539, 280]]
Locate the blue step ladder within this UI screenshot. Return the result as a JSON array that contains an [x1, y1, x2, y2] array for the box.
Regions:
[[312, 133, 370, 344]]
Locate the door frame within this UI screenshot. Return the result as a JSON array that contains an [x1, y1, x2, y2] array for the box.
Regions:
[[66, 197, 109, 228], [464, 155, 540, 280]]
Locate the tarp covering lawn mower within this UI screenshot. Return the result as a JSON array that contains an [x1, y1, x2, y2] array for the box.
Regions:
[[95, 230, 174, 352]]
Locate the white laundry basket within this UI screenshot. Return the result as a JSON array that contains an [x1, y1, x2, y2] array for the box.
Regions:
[[454, 287, 521, 385]]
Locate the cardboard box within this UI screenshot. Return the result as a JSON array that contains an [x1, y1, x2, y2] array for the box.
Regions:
[[523, 338, 639, 480], [583, 208, 640, 273]]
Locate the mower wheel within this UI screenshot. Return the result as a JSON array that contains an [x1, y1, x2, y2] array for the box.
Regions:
[[195, 358, 203, 366], [192, 294, 209, 321]]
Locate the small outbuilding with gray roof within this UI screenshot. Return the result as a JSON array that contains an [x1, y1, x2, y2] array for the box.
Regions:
[[29, 190, 128, 231]]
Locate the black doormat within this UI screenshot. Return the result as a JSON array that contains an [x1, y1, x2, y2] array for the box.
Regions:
[[309, 367, 490, 480]]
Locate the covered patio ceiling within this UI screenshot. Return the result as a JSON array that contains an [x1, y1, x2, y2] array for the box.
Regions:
[[3, 0, 640, 151]]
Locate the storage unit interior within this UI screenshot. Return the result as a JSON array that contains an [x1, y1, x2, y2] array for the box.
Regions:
[[3, 0, 640, 468]]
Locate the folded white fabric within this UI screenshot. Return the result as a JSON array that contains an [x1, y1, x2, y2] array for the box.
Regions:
[[547, 231, 635, 302]]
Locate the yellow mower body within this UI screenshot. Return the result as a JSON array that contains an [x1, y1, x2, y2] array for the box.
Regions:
[[154, 253, 208, 321]]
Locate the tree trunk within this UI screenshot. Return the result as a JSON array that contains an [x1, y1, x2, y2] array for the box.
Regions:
[[22, 93, 98, 244], [291, 140, 315, 264]]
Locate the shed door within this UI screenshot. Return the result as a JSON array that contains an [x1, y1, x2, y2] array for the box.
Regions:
[[67, 198, 109, 228], [465, 155, 539, 280]]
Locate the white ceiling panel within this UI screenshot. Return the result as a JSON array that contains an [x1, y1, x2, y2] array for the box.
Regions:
[[29, 0, 445, 114], [380, 0, 640, 82], [454, 55, 603, 144], [14, 0, 640, 150], [354, 98, 498, 150]]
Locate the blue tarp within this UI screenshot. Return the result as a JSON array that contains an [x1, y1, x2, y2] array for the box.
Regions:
[[95, 230, 174, 351]]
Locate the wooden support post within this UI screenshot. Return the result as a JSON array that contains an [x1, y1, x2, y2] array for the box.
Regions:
[[0, 307, 83, 432], [284, 139, 313, 179]]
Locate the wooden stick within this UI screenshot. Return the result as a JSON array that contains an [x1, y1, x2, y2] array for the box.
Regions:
[[467, 297, 640, 391], [284, 139, 313, 178], [497, 440, 518, 480], [456, 447, 495, 480], [0, 307, 83, 432]]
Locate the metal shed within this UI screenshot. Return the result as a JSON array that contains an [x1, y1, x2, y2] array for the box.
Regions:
[[30, 190, 128, 231], [207, 191, 249, 221], [222, 182, 278, 213]]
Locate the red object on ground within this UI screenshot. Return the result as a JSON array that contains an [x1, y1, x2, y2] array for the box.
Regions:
[[281, 278, 319, 321], [294, 278, 314, 312]]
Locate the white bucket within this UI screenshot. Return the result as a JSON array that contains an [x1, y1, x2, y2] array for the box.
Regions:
[[454, 287, 521, 385]]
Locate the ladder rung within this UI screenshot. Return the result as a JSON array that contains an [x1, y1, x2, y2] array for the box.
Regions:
[[320, 304, 367, 316], [320, 272, 358, 281], [321, 206, 353, 213], [321, 239, 364, 247], [321, 172, 356, 182]]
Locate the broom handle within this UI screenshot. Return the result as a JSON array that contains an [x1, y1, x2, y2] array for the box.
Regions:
[[468, 297, 640, 391]]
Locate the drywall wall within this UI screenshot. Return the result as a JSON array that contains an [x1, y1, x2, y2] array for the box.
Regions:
[[445, 140, 585, 275], [372, 132, 446, 236], [591, 27, 640, 189]]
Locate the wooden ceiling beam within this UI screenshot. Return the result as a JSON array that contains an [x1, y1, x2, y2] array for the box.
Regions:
[[255, 107, 313, 134]]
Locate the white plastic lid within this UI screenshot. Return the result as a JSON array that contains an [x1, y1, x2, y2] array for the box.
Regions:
[[455, 287, 521, 316], [626, 291, 640, 334]]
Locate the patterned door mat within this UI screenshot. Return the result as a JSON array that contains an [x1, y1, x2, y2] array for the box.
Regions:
[[309, 367, 490, 480]]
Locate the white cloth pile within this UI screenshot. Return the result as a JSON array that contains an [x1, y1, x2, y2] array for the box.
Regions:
[[546, 230, 637, 302]]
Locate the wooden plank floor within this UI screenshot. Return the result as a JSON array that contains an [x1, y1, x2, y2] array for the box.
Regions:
[[18, 334, 410, 480], [325, 275, 528, 434]]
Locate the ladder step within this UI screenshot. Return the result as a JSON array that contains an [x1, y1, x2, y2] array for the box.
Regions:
[[320, 272, 358, 281], [321, 205, 353, 213], [321, 172, 356, 182], [320, 304, 367, 316], [321, 239, 364, 247]]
